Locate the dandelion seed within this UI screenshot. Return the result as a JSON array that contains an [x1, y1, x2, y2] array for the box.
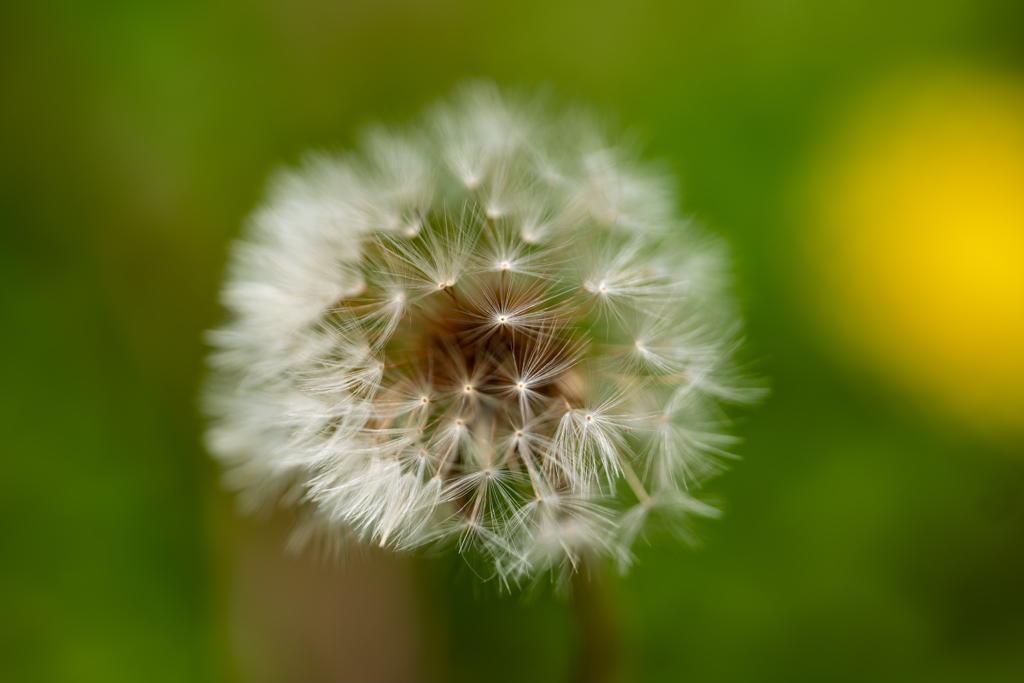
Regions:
[[202, 81, 760, 582]]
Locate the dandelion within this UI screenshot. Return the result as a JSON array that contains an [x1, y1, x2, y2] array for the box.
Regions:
[[203, 82, 761, 585]]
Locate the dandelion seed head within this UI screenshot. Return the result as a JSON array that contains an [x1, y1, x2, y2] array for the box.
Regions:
[[203, 81, 760, 583]]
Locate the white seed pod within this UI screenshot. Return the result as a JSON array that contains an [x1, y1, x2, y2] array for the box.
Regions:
[[203, 81, 761, 584]]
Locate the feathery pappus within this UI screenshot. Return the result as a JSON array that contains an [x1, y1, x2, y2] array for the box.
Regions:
[[203, 82, 762, 586]]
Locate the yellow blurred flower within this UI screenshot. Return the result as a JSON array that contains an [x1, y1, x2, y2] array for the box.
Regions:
[[804, 69, 1024, 437]]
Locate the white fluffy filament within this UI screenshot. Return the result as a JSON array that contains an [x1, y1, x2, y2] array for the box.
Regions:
[[203, 82, 760, 585]]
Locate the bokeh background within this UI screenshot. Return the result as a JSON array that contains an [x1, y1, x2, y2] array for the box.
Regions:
[[2, 1, 1023, 681]]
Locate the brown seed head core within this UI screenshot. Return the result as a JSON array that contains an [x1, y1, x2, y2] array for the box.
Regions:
[[331, 257, 583, 494]]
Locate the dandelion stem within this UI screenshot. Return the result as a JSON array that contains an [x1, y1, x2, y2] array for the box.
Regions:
[[569, 573, 620, 683]]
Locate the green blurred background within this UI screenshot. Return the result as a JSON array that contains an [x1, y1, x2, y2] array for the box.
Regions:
[[2, 1, 1023, 681]]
